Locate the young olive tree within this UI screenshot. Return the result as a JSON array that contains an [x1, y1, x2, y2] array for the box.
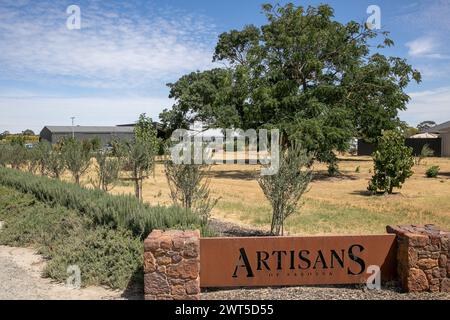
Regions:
[[415, 144, 434, 165], [164, 160, 218, 226], [33, 141, 52, 175], [45, 150, 66, 179], [122, 114, 159, 201], [61, 139, 91, 185], [258, 142, 313, 236], [25, 147, 40, 173], [92, 151, 121, 192], [368, 130, 414, 194], [10, 144, 28, 170], [0, 144, 12, 167]]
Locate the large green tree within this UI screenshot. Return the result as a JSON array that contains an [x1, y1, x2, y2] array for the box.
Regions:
[[160, 3, 420, 166]]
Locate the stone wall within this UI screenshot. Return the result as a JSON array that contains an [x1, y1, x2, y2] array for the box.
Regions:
[[144, 230, 200, 300], [387, 224, 450, 293]]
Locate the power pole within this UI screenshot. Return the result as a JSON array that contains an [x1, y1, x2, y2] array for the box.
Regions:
[[70, 117, 75, 139]]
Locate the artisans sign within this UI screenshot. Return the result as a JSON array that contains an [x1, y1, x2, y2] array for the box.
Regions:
[[200, 235, 397, 287]]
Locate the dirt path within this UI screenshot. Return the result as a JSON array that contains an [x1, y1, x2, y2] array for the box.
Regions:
[[0, 245, 131, 300]]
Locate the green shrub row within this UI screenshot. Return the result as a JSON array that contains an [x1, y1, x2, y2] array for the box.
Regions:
[[0, 167, 201, 238], [0, 186, 142, 289]]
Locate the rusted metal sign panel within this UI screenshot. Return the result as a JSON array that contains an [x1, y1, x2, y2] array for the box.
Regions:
[[200, 235, 397, 287]]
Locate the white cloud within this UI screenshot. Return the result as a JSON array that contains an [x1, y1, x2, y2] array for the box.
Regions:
[[401, 87, 450, 126], [0, 0, 217, 88], [405, 36, 448, 59]]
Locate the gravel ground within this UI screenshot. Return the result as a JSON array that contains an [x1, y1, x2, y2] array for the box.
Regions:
[[0, 245, 135, 300], [201, 284, 450, 300]]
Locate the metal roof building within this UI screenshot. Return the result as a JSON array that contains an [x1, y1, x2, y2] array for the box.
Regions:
[[426, 121, 450, 157], [39, 126, 135, 145]]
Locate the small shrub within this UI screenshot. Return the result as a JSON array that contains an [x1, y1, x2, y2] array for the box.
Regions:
[[43, 226, 142, 290], [415, 144, 434, 165], [355, 166, 360, 173], [368, 130, 414, 194], [426, 166, 440, 178]]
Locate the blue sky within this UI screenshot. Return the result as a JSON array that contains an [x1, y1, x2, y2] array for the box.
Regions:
[[0, 0, 449, 133]]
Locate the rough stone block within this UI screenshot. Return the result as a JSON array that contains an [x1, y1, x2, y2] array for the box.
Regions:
[[406, 268, 429, 292], [417, 258, 438, 270], [144, 272, 170, 295]]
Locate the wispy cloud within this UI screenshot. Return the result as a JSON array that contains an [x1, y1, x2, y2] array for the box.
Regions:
[[402, 87, 450, 125], [0, 0, 217, 89], [398, 0, 450, 32], [405, 36, 449, 59]]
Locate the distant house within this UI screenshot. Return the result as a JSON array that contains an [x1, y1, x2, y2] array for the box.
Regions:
[[426, 121, 450, 157], [357, 120, 450, 157], [39, 126, 135, 145]]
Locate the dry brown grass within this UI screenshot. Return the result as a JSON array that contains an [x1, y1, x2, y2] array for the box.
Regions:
[[74, 156, 450, 236]]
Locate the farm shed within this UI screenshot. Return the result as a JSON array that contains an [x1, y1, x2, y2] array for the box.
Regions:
[[357, 138, 442, 157], [39, 126, 135, 145], [357, 120, 450, 157], [426, 121, 450, 157]]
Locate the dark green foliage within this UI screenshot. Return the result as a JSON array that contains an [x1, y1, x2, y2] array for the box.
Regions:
[[22, 129, 35, 136], [426, 166, 440, 178], [417, 121, 436, 132], [161, 3, 421, 167], [0, 167, 202, 238], [368, 130, 414, 194], [258, 142, 313, 235]]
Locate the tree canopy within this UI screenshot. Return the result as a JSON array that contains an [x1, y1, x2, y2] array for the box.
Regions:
[[160, 3, 421, 164], [417, 121, 436, 132]]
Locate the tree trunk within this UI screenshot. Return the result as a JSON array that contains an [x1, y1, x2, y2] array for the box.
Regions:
[[134, 178, 140, 199]]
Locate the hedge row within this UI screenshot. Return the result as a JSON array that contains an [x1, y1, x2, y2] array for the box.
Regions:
[[0, 167, 201, 238]]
